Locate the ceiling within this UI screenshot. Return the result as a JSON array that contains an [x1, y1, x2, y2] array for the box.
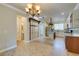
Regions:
[[8, 3, 77, 23]]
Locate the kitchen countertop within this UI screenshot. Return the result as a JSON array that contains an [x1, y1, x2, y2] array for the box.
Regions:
[[65, 33, 79, 37]]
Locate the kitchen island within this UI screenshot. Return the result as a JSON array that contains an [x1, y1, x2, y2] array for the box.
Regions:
[[65, 33, 79, 54]]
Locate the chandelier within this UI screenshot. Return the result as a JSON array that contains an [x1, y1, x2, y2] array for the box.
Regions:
[[25, 3, 41, 17]]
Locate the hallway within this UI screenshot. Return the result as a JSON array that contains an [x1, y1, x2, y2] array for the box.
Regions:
[[0, 37, 79, 56]]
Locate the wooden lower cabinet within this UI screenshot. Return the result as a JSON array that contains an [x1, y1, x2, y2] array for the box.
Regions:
[[65, 36, 79, 54]]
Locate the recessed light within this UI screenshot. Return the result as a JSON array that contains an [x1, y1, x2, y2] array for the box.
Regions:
[[61, 12, 64, 15]]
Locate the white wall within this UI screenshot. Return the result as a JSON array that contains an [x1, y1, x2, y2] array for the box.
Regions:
[[72, 10, 79, 33], [73, 10, 79, 27], [65, 14, 71, 29], [39, 21, 45, 41], [0, 5, 26, 52], [24, 17, 29, 42]]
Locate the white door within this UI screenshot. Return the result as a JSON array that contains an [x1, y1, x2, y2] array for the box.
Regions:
[[17, 16, 25, 41]]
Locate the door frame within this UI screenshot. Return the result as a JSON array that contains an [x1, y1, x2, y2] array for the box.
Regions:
[[29, 17, 40, 40]]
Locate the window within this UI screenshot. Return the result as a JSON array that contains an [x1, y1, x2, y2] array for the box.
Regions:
[[54, 23, 64, 30]]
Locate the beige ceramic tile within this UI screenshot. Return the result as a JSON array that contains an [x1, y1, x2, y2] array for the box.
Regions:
[[0, 37, 79, 56]]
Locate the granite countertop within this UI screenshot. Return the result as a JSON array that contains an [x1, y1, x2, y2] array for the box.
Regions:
[[65, 33, 79, 37]]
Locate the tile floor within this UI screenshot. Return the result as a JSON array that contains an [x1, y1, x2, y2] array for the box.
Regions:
[[0, 37, 79, 56]]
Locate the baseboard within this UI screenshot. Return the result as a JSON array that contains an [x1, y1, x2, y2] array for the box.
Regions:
[[24, 40, 30, 43], [24, 38, 40, 43], [0, 45, 17, 53], [24, 40, 35, 43]]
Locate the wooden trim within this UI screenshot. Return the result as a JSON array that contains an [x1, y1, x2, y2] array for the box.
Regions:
[[29, 18, 40, 23], [29, 18, 31, 40], [29, 17, 40, 40]]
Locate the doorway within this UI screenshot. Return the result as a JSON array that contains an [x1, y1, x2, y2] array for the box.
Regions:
[[17, 16, 25, 41], [29, 18, 40, 40]]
